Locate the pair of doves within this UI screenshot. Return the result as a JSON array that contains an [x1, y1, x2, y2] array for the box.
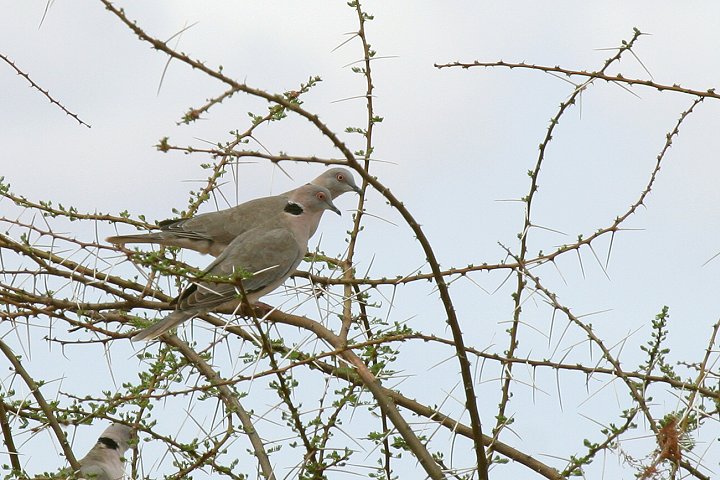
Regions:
[[107, 168, 361, 341]]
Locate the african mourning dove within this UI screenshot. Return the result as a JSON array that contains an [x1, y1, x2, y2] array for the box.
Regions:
[[107, 167, 360, 256], [131, 184, 340, 341], [76, 423, 135, 480]]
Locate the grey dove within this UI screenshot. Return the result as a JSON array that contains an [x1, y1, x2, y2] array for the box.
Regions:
[[76, 423, 135, 480], [131, 184, 340, 341], [107, 167, 360, 257]]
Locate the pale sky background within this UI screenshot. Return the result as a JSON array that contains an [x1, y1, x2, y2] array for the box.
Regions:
[[2, 1, 720, 479]]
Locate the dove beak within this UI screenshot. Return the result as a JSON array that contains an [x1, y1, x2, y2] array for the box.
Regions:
[[327, 201, 341, 216]]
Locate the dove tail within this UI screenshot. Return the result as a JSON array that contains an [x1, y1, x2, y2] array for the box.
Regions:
[[106, 233, 166, 246], [131, 310, 196, 342], [106, 233, 217, 255]]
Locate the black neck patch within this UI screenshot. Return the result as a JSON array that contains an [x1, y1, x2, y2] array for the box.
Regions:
[[284, 202, 304, 216], [98, 437, 119, 450]]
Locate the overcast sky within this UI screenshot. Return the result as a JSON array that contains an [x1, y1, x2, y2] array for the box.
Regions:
[[2, 1, 720, 478]]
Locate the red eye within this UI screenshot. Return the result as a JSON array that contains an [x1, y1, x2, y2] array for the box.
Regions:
[[317, 192, 326, 201]]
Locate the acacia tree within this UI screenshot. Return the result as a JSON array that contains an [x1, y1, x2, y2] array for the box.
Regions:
[[1, 3, 718, 480]]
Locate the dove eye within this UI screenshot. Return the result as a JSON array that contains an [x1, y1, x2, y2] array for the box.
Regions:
[[316, 192, 326, 201], [336, 174, 345, 181]]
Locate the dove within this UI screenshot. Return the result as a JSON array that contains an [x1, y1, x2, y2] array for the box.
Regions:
[[131, 184, 340, 341], [76, 423, 135, 480], [107, 167, 360, 256]]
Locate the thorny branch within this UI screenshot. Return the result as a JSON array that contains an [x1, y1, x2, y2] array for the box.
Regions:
[[0, 53, 91, 128], [0, 339, 81, 472], [435, 59, 720, 101]]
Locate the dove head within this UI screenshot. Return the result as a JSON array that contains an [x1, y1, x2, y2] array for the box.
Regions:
[[285, 185, 340, 217], [313, 167, 361, 197], [98, 423, 136, 454]]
